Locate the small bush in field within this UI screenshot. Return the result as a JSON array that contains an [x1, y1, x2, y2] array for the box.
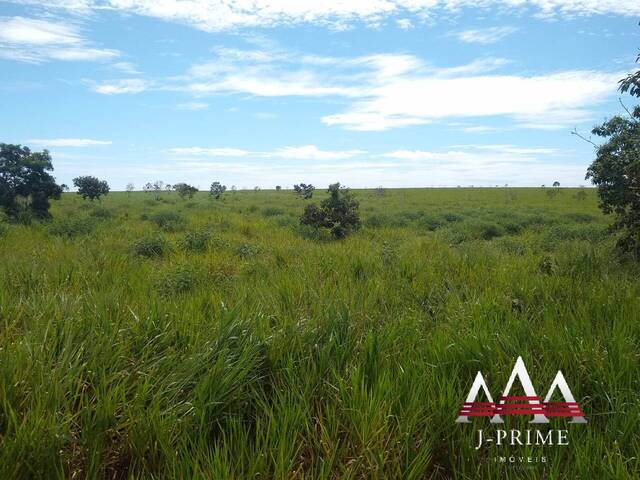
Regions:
[[49, 217, 96, 237], [420, 215, 445, 231], [300, 183, 360, 239], [235, 243, 261, 258], [157, 265, 199, 295], [132, 235, 168, 257], [478, 222, 504, 240], [180, 230, 211, 252], [539, 255, 556, 275], [0, 223, 7, 237], [89, 206, 113, 219], [148, 211, 186, 232], [262, 206, 284, 217]]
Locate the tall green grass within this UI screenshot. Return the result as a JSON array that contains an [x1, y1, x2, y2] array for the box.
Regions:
[[0, 188, 638, 478]]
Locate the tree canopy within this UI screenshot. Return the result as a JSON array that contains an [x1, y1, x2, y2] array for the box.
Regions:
[[73, 176, 110, 201], [0, 143, 62, 219]]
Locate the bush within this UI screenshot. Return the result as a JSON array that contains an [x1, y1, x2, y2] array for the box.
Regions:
[[419, 215, 445, 231], [477, 222, 504, 240], [132, 235, 168, 257], [262, 207, 284, 217], [148, 211, 186, 232], [300, 183, 360, 239], [157, 265, 199, 295], [235, 243, 261, 258], [48, 217, 96, 237], [89, 206, 113, 219], [180, 230, 211, 252]]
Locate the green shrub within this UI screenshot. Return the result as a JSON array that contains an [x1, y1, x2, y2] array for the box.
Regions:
[[148, 211, 187, 232], [419, 215, 445, 231], [89, 206, 113, 219], [262, 207, 284, 217], [180, 230, 211, 252], [157, 264, 199, 295], [235, 243, 261, 258], [132, 235, 169, 257], [49, 217, 96, 237]]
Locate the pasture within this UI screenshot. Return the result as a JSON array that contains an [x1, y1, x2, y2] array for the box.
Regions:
[[0, 187, 638, 479]]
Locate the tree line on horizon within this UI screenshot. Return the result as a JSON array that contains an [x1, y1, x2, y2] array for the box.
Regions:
[[1, 44, 640, 247]]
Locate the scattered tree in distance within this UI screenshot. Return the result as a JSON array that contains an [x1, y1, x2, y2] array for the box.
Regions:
[[73, 176, 110, 201]]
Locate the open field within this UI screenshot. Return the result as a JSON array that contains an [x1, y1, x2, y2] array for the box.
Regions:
[[1, 187, 639, 479]]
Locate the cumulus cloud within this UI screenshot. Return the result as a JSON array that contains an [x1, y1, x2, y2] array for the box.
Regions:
[[0, 16, 118, 63]]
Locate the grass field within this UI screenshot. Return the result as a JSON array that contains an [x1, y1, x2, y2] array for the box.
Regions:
[[1, 187, 639, 479]]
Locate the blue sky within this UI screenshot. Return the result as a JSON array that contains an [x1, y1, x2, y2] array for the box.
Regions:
[[1, 1, 639, 190]]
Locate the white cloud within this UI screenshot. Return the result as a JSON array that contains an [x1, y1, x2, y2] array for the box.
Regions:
[[322, 70, 619, 131], [29, 138, 112, 147], [271, 145, 365, 160], [92, 78, 151, 94], [111, 61, 141, 74], [455, 26, 518, 45], [177, 101, 209, 110], [17, 1, 640, 31], [168, 147, 250, 157], [0, 16, 118, 63], [169, 145, 366, 160], [396, 18, 413, 30]]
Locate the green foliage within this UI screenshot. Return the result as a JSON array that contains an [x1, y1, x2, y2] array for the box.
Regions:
[[179, 230, 211, 252], [156, 264, 200, 296], [48, 216, 96, 237], [210, 181, 227, 199], [132, 235, 169, 257], [293, 183, 315, 199], [88, 205, 113, 219], [619, 49, 640, 98], [586, 105, 640, 255], [1, 188, 639, 480], [148, 210, 187, 232], [72, 175, 110, 201], [173, 182, 198, 199], [0, 143, 62, 219], [300, 183, 360, 239]]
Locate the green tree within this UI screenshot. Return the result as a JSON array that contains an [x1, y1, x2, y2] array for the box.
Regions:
[[586, 45, 640, 255], [0, 143, 62, 219], [293, 183, 315, 199], [210, 181, 227, 199], [73, 176, 110, 201], [300, 183, 360, 239], [174, 182, 198, 199]]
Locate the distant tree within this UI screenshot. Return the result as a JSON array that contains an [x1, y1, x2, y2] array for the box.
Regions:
[[231, 185, 237, 193], [60, 183, 69, 192], [275, 185, 282, 191], [174, 182, 198, 199], [293, 183, 315, 199], [375, 186, 385, 197], [152, 180, 164, 200], [126, 183, 135, 195], [73, 175, 110, 201], [210, 181, 227, 199], [553, 181, 561, 188], [165, 184, 172, 192], [0, 143, 62, 218], [254, 186, 260, 192], [143, 182, 153, 193], [300, 183, 360, 239]]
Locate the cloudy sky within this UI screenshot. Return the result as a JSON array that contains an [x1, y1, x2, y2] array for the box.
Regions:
[[1, 1, 639, 189]]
